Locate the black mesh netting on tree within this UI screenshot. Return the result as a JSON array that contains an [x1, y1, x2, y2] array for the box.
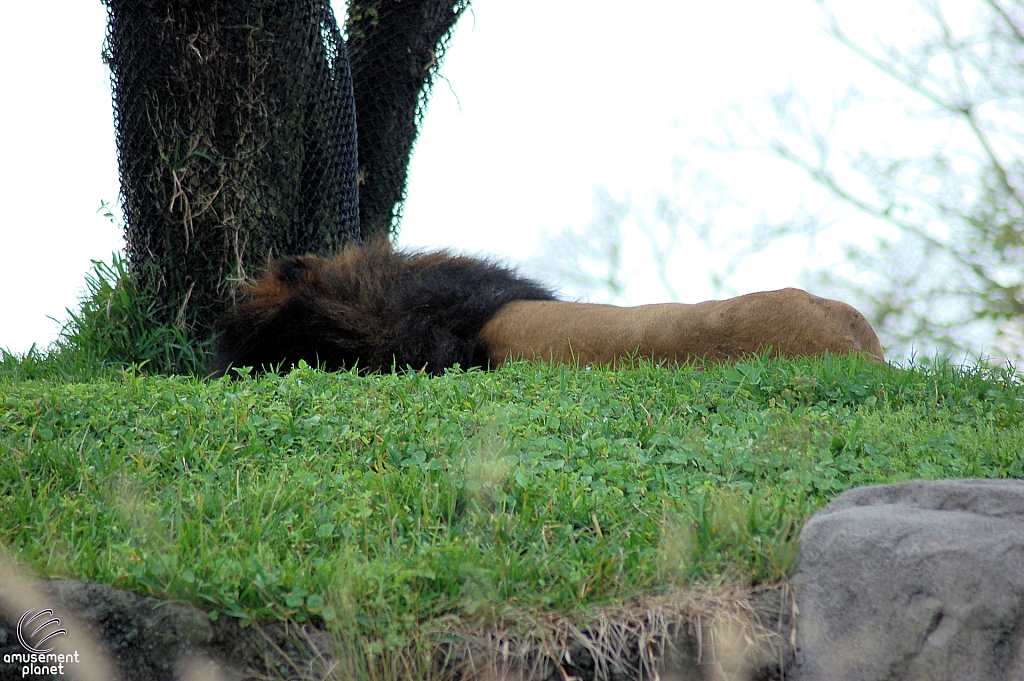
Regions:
[[101, 0, 469, 343], [346, 0, 470, 236]]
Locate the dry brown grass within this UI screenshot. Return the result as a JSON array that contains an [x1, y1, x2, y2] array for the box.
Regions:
[[331, 583, 794, 681]]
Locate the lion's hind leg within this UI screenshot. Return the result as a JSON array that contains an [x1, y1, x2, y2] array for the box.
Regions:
[[478, 291, 884, 369]]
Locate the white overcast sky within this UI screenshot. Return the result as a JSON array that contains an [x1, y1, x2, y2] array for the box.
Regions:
[[0, 0, 936, 355]]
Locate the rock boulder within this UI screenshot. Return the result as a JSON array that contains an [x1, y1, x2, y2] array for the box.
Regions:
[[791, 479, 1024, 681]]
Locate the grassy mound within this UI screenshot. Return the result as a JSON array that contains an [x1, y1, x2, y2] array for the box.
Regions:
[[1, 352, 1022, 676]]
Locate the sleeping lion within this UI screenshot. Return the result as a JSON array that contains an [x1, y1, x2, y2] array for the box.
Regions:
[[210, 240, 883, 377]]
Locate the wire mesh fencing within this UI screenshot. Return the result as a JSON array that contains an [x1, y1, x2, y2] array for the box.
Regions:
[[347, 0, 470, 236]]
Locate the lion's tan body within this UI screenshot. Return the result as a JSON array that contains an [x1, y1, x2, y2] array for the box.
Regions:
[[480, 288, 884, 366], [211, 242, 884, 376]]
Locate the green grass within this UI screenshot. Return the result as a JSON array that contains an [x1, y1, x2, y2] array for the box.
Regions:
[[1, 353, 1022, 648], [1, 254, 212, 381]]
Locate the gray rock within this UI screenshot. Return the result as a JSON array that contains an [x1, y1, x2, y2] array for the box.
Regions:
[[791, 479, 1024, 681], [0, 580, 333, 681]]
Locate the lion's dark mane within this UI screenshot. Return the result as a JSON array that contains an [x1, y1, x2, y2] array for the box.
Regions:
[[210, 241, 556, 377]]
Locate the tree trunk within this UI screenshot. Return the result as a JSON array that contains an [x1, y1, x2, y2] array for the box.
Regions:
[[102, 0, 360, 338], [347, 0, 470, 238]]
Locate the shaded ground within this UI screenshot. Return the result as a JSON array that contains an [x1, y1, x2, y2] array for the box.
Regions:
[[0, 580, 794, 681]]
